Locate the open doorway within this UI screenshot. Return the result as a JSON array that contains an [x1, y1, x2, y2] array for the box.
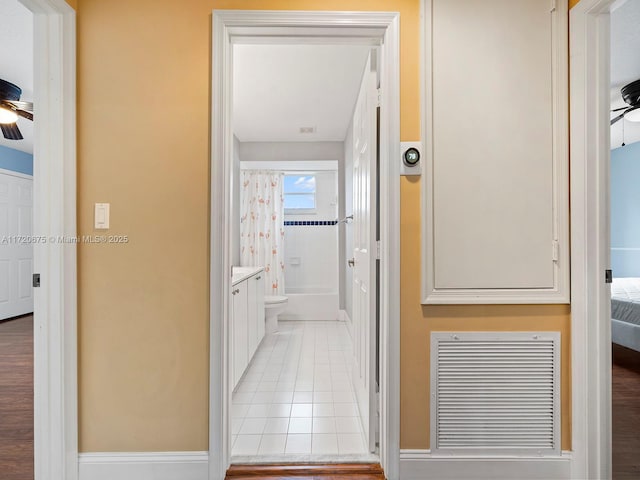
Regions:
[[608, 1, 640, 477], [570, 0, 640, 476], [209, 11, 400, 478], [0, 1, 35, 477], [0, 0, 76, 478], [228, 43, 380, 462]]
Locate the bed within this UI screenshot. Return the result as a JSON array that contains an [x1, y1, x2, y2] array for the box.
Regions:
[[611, 277, 640, 352]]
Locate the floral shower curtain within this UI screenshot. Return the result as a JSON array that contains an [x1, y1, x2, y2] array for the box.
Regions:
[[240, 170, 285, 295]]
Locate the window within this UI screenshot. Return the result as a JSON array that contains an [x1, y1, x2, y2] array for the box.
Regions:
[[284, 174, 316, 213]]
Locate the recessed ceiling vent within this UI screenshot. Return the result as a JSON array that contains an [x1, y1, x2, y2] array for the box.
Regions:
[[299, 126, 316, 134], [431, 332, 560, 456]]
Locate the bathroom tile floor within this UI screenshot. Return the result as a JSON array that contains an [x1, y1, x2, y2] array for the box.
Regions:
[[231, 321, 373, 462]]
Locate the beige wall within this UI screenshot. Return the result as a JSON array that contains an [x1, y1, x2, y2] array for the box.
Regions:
[[77, 0, 572, 452], [77, 0, 212, 451]]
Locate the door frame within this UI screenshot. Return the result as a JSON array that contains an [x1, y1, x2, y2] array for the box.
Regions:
[[569, 0, 617, 478], [17, 0, 78, 479], [209, 10, 401, 480]]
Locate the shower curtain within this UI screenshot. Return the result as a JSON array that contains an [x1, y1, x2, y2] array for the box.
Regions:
[[240, 170, 285, 295]]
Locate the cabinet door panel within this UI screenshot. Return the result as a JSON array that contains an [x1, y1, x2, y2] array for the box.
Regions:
[[233, 281, 248, 389], [255, 274, 265, 347], [247, 275, 258, 361]]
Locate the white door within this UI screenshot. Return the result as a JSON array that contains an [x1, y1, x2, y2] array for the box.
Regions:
[[351, 52, 377, 453], [0, 171, 34, 320]]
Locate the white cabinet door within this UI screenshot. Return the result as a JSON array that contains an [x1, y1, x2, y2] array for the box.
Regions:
[[247, 274, 258, 361], [254, 273, 265, 349], [351, 52, 377, 453], [0, 172, 33, 320], [232, 281, 248, 389]]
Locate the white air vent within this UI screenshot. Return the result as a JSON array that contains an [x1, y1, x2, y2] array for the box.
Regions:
[[431, 332, 560, 456]]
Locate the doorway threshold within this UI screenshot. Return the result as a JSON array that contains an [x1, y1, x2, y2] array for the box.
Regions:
[[231, 453, 380, 464], [226, 461, 384, 479]]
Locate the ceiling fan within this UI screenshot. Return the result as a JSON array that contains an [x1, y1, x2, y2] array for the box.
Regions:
[[0, 78, 34, 140], [611, 78, 640, 126]]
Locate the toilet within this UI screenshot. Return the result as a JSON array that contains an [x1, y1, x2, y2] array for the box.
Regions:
[[264, 295, 288, 334]]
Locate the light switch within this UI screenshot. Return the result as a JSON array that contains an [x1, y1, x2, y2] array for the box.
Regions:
[[95, 203, 110, 229]]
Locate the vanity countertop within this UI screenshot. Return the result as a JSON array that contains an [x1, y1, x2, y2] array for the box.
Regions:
[[232, 266, 264, 286]]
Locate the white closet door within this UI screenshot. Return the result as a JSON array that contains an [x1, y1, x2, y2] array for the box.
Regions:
[[351, 52, 377, 453], [0, 171, 34, 319]]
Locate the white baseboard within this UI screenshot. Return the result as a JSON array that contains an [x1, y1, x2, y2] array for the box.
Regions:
[[399, 450, 572, 480], [340, 309, 353, 340], [78, 452, 209, 480]]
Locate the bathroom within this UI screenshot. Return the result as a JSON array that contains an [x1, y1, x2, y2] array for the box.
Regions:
[[228, 43, 376, 460]]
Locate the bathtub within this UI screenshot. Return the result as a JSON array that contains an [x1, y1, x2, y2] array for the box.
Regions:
[[279, 289, 339, 321]]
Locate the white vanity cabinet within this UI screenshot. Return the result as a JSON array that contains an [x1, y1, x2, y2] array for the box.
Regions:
[[231, 267, 265, 390]]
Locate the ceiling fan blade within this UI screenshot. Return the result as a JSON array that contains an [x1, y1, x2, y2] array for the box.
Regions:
[[611, 105, 640, 125], [612, 106, 630, 112], [0, 123, 23, 140], [15, 109, 33, 121], [3, 100, 33, 112], [611, 110, 628, 125]]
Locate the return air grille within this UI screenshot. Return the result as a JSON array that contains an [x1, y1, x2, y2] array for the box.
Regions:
[[430, 332, 560, 455]]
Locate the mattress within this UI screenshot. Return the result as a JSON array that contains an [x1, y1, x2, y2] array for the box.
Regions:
[[611, 277, 640, 326]]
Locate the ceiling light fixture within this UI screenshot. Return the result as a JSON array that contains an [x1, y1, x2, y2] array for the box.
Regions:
[[624, 108, 640, 123], [0, 106, 18, 124]]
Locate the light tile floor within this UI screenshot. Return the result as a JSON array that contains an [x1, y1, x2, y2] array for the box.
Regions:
[[231, 321, 371, 460]]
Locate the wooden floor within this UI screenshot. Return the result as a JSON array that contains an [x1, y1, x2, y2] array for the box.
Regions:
[[612, 344, 640, 480], [0, 316, 638, 480], [225, 463, 385, 480], [0, 315, 33, 480]]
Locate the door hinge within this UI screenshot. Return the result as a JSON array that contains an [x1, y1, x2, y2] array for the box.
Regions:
[[552, 240, 559, 262], [605, 269, 613, 284], [376, 240, 381, 260], [32, 273, 40, 288], [376, 88, 382, 108]]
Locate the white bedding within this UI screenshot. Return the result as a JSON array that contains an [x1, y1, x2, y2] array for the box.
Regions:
[[611, 277, 640, 326]]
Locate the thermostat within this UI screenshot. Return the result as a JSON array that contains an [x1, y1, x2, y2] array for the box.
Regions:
[[400, 142, 422, 176], [404, 148, 420, 166]]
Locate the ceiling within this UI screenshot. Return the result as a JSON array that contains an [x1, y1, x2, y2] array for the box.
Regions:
[[610, 0, 640, 149], [2, 6, 633, 151], [0, 0, 33, 154], [233, 44, 371, 143]]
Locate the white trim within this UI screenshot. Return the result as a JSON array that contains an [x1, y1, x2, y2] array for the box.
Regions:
[[339, 309, 354, 341], [0, 167, 33, 180], [421, 0, 570, 305], [17, 0, 78, 479], [570, 0, 615, 478], [78, 452, 208, 480], [240, 160, 339, 171], [210, 10, 400, 480], [399, 450, 572, 480]]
